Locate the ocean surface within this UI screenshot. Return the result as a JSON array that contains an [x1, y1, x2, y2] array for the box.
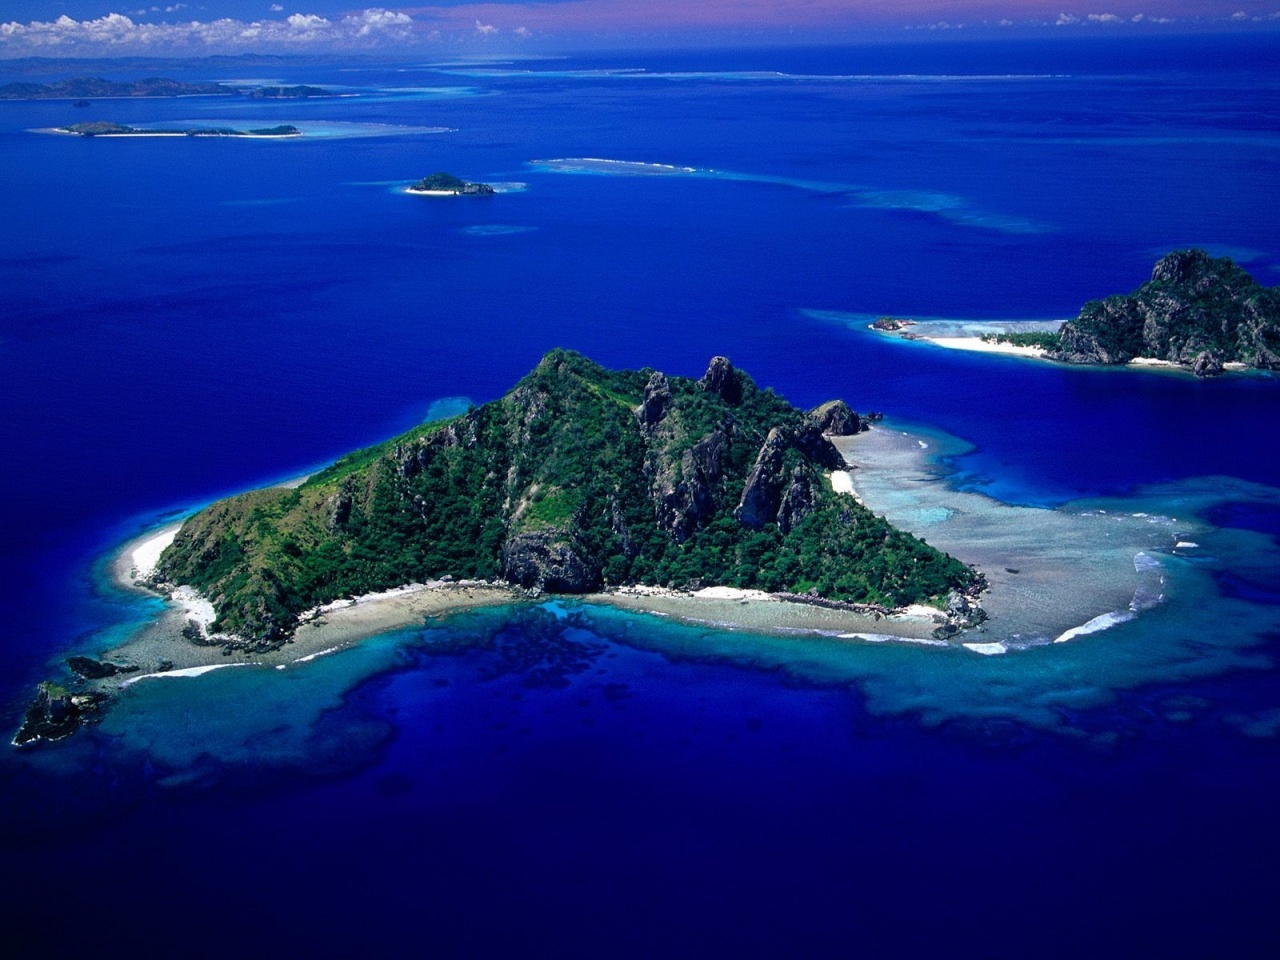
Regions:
[[3, 36, 1280, 957]]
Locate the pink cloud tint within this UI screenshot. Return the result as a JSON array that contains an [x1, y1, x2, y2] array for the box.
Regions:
[[402, 0, 1280, 35]]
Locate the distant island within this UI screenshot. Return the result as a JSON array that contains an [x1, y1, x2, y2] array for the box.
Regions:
[[55, 121, 301, 138], [241, 85, 333, 99], [407, 172, 496, 196], [14, 351, 985, 745], [0, 77, 334, 100], [1047, 249, 1280, 375], [873, 250, 1280, 377]]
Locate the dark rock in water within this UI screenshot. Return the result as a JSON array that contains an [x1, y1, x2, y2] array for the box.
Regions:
[[157, 659, 175, 672], [699, 356, 742, 404], [13, 682, 108, 747], [502, 529, 600, 592], [1193, 350, 1224, 377], [807, 399, 862, 436], [66, 656, 137, 680]]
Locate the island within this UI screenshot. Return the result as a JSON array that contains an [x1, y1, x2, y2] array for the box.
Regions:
[[0, 77, 231, 100], [407, 172, 496, 196], [55, 122, 302, 138], [870, 251, 1280, 376], [242, 85, 333, 99], [0, 77, 335, 100], [14, 352, 985, 745], [1047, 249, 1280, 375]]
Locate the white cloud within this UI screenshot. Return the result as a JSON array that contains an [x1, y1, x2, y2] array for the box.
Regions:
[[514, 25, 532, 38], [1087, 13, 1123, 23], [346, 8, 413, 38], [475, 20, 498, 36], [0, 8, 440, 54], [270, 4, 283, 11]]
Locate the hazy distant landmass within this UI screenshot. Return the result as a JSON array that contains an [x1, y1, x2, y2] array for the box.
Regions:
[[0, 77, 334, 100], [57, 121, 302, 138]]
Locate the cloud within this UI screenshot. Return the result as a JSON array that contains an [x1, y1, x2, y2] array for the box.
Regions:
[[0, 8, 429, 54], [2, 3, 1277, 56]]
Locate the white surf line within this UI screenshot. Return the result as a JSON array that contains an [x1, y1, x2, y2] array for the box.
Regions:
[[122, 663, 259, 685], [275, 646, 345, 670], [1052, 611, 1136, 644], [962, 642, 1008, 656]]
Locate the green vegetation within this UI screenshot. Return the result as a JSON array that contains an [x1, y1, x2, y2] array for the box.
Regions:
[[1051, 249, 1280, 373], [980, 331, 1063, 350], [244, 125, 302, 137], [0, 77, 231, 100], [156, 351, 975, 647], [243, 85, 332, 99], [58, 122, 301, 138], [409, 172, 496, 195]]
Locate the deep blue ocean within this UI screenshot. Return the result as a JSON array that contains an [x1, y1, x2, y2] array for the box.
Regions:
[[3, 36, 1280, 957]]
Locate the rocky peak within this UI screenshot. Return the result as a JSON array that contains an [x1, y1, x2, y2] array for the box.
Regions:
[[636, 371, 672, 426], [807, 400, 861, 437], [699, 356, 742, 405]]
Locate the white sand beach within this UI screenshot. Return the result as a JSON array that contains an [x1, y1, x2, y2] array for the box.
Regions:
[[922, 337, 1049, 358]]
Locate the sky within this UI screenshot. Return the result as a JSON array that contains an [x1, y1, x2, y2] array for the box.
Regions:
[[1, 2, 1279, 56]]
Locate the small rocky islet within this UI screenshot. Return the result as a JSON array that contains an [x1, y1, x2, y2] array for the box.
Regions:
[[406, 172, 496, 195]]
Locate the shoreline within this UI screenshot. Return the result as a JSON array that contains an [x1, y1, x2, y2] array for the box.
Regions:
[[867, 323, 1252, 374]]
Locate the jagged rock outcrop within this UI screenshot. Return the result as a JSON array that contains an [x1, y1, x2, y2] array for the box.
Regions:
[[735, 428, 790, 530], [1050, 249, 1280, 373], [13, 683, 108, 746], [699, 356, 743, 404], [66, 657, 137, 680], [653, 428, 728, 542], [776, 468, 817, 535], [502, 530, 600, 592], [636, 371, 672, 426], [807, 400, 861, 437]]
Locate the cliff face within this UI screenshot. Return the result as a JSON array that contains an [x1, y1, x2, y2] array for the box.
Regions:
[[156, 351, 973, 648], [1050, 250, 1280, 375]]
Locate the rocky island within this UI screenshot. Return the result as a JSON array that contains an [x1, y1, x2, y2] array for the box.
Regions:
[[407, 172, 496, 196], [14, 352, 985, 745], [0, 77, 334, 100], [871, 251, 1280, 377], [1047, 249, 1280, 375], [56, 122, 301, 138]]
